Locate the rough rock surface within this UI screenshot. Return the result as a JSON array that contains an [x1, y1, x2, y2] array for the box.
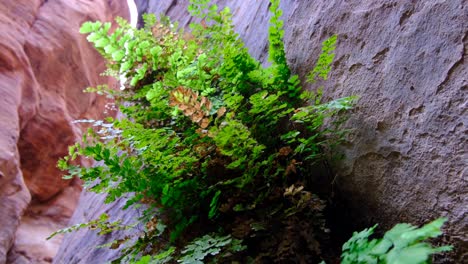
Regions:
[[0, 0, 129, 263], [137, 0, 467, 261], [53, 192, 144, 264]]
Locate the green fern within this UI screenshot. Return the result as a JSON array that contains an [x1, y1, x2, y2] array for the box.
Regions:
[[59, 0, 359, 262], [307, 35, 337, 83], [341, 218, 452, 264], [178, 234, 245, 264]]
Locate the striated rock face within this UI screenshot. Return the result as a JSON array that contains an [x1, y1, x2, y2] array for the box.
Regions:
[[0, 0, 129, 263], [56, 0, 465, 262], [276, 2, 466, 263], [133, 0, 272, 63], [53, 192, 144, 264]]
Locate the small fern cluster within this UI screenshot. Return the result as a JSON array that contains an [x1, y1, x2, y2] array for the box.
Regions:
[[340, 218, 452, 264], [59, 0, 362, 262]]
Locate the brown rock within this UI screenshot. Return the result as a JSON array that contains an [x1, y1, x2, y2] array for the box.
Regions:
[[0, 1, 38, 262], [0, 152, 30, 264], [0, 0, 129, 263], [18, 0, 129, 202]]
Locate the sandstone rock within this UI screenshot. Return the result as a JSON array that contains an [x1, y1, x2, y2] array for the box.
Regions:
[[0, 0, 129, 263], [135, 0, 468, 261], [0, 1, 40, 262], [7, 181, 83, 264], [0, 152, 30, 264], [18, 0, 129, 202]]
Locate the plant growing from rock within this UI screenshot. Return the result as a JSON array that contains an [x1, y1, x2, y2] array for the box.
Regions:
[[56, 0, 383, 262], [56, 0, 453, 262]]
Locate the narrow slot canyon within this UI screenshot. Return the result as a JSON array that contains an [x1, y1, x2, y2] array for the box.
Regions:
[[0, 0, 465, 263]]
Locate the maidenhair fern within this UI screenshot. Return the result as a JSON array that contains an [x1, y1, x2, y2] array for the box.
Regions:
[[54, 0, 448, 262]]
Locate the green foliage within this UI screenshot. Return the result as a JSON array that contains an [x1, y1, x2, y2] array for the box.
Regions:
[[61, 0, 453, 262], [60, 0, 363, 262], [133, 247, 176, 264], [341, 218, 452, 264], [47, 213, 134, 240], [178, 234, 245, 264], [307, 34, 337, 83], [268, 0, 293, 99]]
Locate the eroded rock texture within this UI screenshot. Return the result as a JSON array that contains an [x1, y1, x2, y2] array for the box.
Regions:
[[0, 0, 129, 263], [53, 192, 144, 264], [136, 0, 467, 262]]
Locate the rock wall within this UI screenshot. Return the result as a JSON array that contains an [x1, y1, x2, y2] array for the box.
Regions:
[[0, 0, 129, 263], [135, 0, 466, 261], [53, 192, 144, 264]]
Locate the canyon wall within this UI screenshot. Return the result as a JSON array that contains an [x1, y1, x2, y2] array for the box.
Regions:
[[0, 0, 128, 263], [55, 0, 466, 263]]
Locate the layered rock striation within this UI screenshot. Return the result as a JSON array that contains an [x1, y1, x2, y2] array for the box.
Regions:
[[0, 0, 128, 263]]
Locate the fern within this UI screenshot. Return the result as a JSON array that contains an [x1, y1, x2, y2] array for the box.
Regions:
[[307, 35, 337, 83], [178, 234, 245, 264], [58, 0, 362, 262], [341, 218, 452, 264], [47, 213, 134, 240]]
